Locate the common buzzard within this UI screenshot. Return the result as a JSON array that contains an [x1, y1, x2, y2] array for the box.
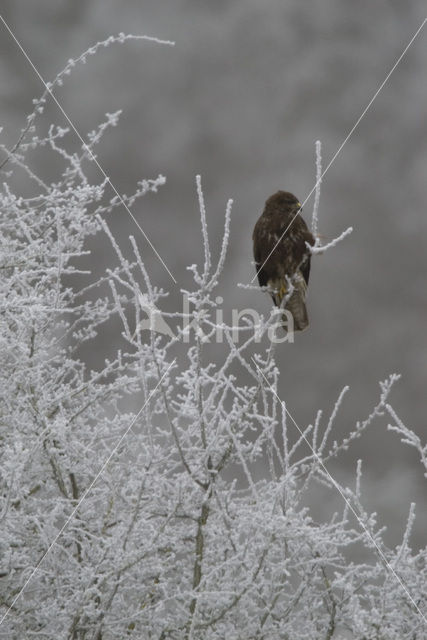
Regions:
[[253, 191, 315, 331]]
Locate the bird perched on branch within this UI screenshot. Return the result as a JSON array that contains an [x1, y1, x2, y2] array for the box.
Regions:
[[253, 191, 315, 331]]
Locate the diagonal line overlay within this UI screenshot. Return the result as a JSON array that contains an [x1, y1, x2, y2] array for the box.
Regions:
[[252, 358, 427, 625], [0, 14, 177, 284], [0, 361, 175, 627], [252, 16, 427, 283]]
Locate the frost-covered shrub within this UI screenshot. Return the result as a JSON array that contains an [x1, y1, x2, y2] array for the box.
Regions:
[[0, 36, 426, 640]]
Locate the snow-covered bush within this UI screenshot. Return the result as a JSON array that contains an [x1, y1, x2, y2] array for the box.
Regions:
[[0, 36, 426, 640]]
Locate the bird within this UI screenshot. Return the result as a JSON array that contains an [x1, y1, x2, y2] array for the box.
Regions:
[[252, 191, 315, 331]]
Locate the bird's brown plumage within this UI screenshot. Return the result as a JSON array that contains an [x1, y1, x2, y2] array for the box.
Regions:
[[253, 191, 315, 331]]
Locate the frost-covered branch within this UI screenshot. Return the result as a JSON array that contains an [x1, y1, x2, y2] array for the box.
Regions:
[[386, 404, 427, 477], [0, 40, 425, 640], [0, 34, 174, 172], [308, 139, 353, 255], [311, 139, 322, 239]]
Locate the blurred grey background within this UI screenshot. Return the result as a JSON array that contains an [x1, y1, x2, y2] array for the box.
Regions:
[[1, 1, 426, 548]]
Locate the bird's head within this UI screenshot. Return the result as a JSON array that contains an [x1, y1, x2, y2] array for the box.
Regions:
[[265, 191, 302, 215]]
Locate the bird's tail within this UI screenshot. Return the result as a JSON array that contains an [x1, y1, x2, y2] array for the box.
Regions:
[[284, 287, 309, 332], [271, 272, 309, 332]]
